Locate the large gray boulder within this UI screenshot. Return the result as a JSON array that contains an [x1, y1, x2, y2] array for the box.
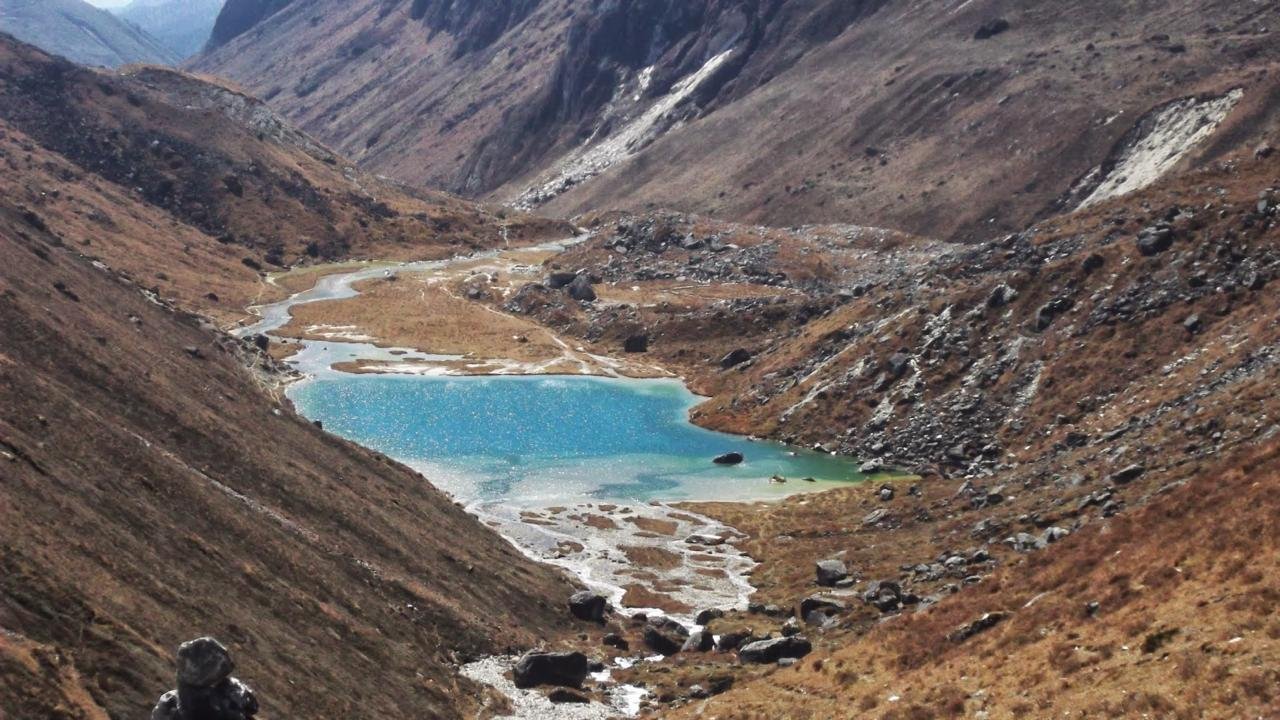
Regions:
[[815, 558, 848, 587], [177, 637, 234, 688], [799, 595, 847, 626], [567, 274, 597, 302], [512, 651, 589, 689]]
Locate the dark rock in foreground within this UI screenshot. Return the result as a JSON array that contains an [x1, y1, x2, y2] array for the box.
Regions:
[[974, 18, 1011, 39], [152, 637, 258, 720], [513, 651, 589, 689], [681, 629, 715, 653]]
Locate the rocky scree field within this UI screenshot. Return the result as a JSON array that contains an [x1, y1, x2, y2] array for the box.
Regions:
[[464, 142, 1280, 715]]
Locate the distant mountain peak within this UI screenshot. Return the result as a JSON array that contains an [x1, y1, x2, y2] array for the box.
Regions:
[[0, 0, 177, 67], [115, 0, 224, 59]]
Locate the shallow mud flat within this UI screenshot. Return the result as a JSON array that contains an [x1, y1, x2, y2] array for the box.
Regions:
[[458, 501, 758, 718], [476, 501, 757, 620]]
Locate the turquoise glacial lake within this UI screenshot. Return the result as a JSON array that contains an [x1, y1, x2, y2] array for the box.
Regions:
[[288, 373, 865, 506]]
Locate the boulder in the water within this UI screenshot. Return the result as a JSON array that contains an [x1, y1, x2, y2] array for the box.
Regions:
[[713, 452, 744, 465]]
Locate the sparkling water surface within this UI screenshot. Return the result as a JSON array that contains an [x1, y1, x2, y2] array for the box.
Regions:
[[288, 373, 865, 505]]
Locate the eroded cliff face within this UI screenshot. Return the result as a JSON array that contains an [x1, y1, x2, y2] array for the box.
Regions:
[[191, 0, 899, 203]]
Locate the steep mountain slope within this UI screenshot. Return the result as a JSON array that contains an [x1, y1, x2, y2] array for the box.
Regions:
[[206, 0, 291, 50], [115, 0, 224, 59], [0, 0, 176, 67], [0, 36, 567, 327], [0, 35, 579, 719], [195, 0, 1280, 240]]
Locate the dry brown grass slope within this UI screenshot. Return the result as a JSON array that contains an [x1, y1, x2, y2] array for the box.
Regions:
[[671, 438, 1280, 719], [0, 160, 579, 720], [0, 33, 584, 720]]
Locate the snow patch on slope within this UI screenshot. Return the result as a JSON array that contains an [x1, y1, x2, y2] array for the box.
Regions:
[[513, 49, 735, 210], [1076, 90, 1243, 209]]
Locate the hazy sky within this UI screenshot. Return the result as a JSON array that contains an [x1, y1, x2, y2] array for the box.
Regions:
[[85, 0, 132, 7]]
